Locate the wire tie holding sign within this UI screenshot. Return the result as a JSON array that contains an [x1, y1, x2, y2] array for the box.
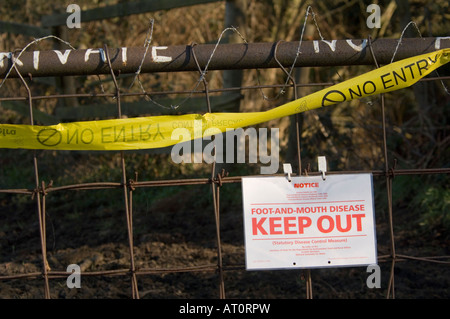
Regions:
[[318, 156, 327, 180], [389, 158, 398, 179], [304, 163, 311, 176], [283, 163, 293, 182]]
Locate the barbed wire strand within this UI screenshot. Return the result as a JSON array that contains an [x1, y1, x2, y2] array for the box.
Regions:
[[132, 25, 249, 111], [0, 35, 76, 90], [257, 5, 327, 102], [129, 18, 155, 92], [391, 21, 449, 95]]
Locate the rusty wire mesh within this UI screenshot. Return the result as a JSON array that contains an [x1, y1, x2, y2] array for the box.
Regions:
[[0, 35, 449, 299]]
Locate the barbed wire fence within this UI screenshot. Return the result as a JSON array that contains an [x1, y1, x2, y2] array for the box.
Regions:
[[0, 6, 449, 299]]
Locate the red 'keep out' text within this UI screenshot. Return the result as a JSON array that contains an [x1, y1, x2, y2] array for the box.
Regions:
[[252, 214, 365, 235]]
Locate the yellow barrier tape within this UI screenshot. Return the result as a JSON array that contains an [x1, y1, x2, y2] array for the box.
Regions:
[[1, 49, 449, 151]]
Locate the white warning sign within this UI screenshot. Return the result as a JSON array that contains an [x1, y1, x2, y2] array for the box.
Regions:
[[242, 174, 377, 270]]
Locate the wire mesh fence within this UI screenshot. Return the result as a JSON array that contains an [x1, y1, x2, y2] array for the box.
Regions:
[[0, 26, 449, 299]]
